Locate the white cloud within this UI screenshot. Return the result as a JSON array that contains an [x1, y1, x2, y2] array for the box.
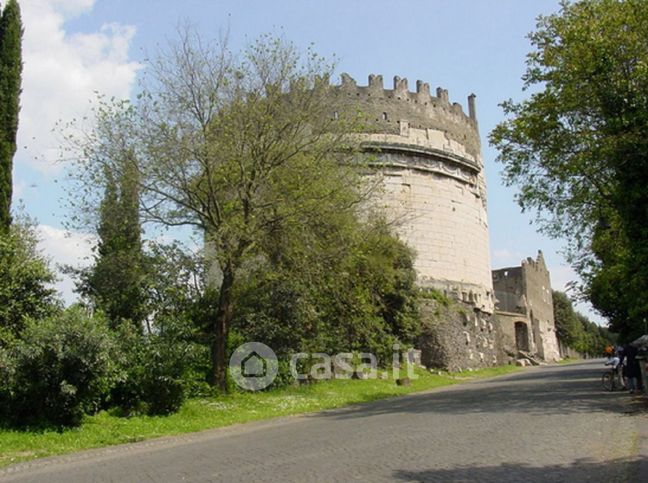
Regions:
[[18, 0, 141, 172], [45, 0, 95, 17], [36, 224, 95, 305]]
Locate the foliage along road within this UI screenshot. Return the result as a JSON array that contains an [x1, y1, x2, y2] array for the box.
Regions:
[[1, 360, 646, 482]]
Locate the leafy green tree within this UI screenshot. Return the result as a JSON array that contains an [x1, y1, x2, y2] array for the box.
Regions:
[[573, 312, 616, 356], [0, 218, 59, 337], [587, 212, 635, 337], [490, 0, 648, 340], [79, 154, 146, 330], [234, 217, 419, 365], [70, 32, 369, 391], [142, 240, 207, 325], [0, 0, 21, 233], [552, 290, 583, 349]]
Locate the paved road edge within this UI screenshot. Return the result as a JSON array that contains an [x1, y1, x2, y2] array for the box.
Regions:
[[0, 366, 532, 478]]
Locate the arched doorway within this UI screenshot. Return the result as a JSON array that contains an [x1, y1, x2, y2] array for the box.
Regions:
[[515, 322, 529, 352]]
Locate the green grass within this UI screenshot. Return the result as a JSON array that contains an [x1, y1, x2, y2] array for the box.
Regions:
[[0, 364, 521, 468]]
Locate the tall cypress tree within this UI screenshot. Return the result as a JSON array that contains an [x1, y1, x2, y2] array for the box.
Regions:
[[86, 154, 146, 330], [0, 0, 22, 233]]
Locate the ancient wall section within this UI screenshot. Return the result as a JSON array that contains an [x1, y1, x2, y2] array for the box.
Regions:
[[418, 299, 505, 372], [520, 252, 560, 361], [494, 311, 535, 358], [335, 74, 493, 314], [491, 266, 526, 314], [492, 251, 561, 362]]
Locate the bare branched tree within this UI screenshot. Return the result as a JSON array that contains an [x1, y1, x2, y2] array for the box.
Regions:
[[68, 29, 371, 391]]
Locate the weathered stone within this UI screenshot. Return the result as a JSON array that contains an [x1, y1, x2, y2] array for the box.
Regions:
[[207, 75, 561, 375], [492, 251, 561, 362], [336, 74, 494, 315], [334, 74, 504, 372], [418, 298, 506, 372]]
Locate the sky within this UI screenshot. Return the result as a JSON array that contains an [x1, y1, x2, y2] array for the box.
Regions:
[[13, 0, 604, 323]]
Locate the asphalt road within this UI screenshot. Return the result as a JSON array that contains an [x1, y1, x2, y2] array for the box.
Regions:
[[1, 360, 646, 482]]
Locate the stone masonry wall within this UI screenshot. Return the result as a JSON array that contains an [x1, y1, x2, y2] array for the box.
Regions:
[[495, 311, 535, 359], [337, 74, 494, 315], [337, 73, 481, 159], [520, 253, 560, 361], [492, 266, 525, 314], [492, 252, 561, 362], [418, 298, 505, 372], [376, 161, 492, 312]]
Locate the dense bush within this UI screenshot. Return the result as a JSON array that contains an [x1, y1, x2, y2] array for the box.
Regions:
[[234, 219, 420, 368], [0, 344, 15, 421], [110, 316, 206, 415], [0, 219, 60, 336], [1, 307, 117, 427]]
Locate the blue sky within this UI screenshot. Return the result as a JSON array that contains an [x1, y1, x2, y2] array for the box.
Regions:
[[15, 0, 602, 322]]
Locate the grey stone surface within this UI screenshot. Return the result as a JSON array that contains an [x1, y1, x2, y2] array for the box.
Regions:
[[493, 251, 561, 361], [339, 74, 494, 317], [2, 360, 645, 483], [418, 298, 504, 372], [337, 73, 480, 158]]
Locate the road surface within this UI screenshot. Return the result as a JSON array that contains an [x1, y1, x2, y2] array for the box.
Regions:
[[1, 360, 646, 482]]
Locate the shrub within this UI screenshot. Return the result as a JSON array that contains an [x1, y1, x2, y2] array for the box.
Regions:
[[0, 345, 15, 420], [110, 339, 186, 415], [110, 315, 204, 415], [0, 219, 60, 336], [4, 307, 117, 427], [233, 218, 420, 366]]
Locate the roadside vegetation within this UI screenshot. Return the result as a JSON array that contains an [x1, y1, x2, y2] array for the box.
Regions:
[[2, 14, 425, 431], [553, 290, 616, 357], [2, 0, 646, 466], [490, 0, 648, 342], [0, 365, 521, 468]]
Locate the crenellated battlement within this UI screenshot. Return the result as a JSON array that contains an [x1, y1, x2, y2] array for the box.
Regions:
[[336, 73, 476, 122], [521, 250, 549, 274], [333, 73, 481, 159], [332, 73, 492, 316]]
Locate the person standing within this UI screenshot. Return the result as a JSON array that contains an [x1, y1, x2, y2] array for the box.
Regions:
[[622, 343, 641, 394], [605, 350, 625, 389]]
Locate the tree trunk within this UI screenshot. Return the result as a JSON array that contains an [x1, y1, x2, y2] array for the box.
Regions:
[[209, 264, 234, 392]]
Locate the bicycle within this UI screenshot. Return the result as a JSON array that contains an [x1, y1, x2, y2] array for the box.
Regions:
[[602, 369, 616, 391], [601, 367, 623, 391]]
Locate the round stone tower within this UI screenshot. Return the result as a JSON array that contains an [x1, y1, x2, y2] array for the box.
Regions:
[[337, 74, 494, 313]]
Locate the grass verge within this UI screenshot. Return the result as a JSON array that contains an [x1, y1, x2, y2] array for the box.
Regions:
[[0, 364, 521, 468]]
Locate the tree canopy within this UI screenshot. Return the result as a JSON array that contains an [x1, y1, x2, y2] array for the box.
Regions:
[[0, 0, 22, 232], [68, 32, 383, 391], [490, 0, 648, 340], [552, 289, 616, 356], [0, 219, 59, 338], [75, 153, 146, 330]]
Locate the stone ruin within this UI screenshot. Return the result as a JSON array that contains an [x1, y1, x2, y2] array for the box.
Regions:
[[336, 74, 560, 370]]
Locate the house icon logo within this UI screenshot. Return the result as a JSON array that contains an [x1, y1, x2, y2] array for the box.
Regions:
[[242, 351, 267, 378], [229, 342, 278, 390]]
